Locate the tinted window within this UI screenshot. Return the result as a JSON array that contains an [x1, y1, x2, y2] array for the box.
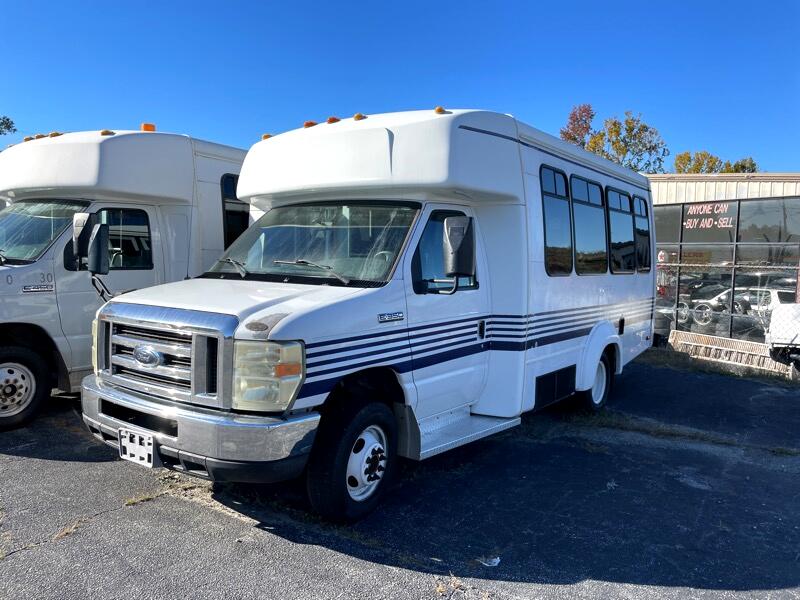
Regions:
[[412, 210, 477, 294], [633, 196, 651, 272], [736, 244, 800, 266], [607, 189, 635, 273], [682, 201, 737, 243], [738, 198, 800, 243], [571, 177, 607, 275], [221, 174, 249, 248], [98, 209, 152, 269], [541, 167, 572, 276], [654, 205, 682, 243]]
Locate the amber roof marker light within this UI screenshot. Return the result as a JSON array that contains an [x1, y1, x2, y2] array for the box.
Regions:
[[141, 123, 156, 132], [100, 129, 115, 136], [434, 106, 450, 115], [303, 120, 318, 128], [353, 113, 367, 121], [261, 133, 273, 140], [326, 116, 341, 124]]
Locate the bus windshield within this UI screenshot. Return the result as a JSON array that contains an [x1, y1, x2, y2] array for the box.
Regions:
[[0, 199, 89, 264], [206, 202, 418, 286]]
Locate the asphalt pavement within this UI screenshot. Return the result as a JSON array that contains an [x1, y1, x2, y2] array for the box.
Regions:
[[1, 358, 799, 599]]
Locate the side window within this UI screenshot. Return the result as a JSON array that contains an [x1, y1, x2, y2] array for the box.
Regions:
[[633, 196, 651, 272], [97, 208, 153, 270], [412, 210, 477, 294], [541, 166, 572, 276], [221, 174, 249, 248], [606, 189, 635, 273], [571, 176, 607, 275]]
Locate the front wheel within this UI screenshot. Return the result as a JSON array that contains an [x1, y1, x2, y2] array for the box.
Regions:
[[0, 346, 50, 431], [306, 400, 398, 522], [579, 353, 613, 411]]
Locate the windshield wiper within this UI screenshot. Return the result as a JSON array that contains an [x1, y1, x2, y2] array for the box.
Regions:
[[274, 259, 350, 285], [0, 250, 6, 265], [220, 257, 249, 278]]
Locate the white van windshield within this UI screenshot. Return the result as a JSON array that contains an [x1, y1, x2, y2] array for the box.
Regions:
[[206, 202, 419, 286], [0, 199, 89, 264]]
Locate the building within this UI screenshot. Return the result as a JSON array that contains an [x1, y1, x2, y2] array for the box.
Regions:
[[647, 173, 800, 345]]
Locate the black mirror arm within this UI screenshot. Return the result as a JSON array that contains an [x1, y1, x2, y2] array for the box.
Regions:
[[91, 274, 113, 302]]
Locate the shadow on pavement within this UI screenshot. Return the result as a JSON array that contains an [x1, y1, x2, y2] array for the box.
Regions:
[[0, 393, 115, 463]]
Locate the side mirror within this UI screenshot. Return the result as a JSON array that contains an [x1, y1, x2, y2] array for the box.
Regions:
[[443, 216, 475, 278], [87, 223, 110, 275], [72, 213, 93, 266]]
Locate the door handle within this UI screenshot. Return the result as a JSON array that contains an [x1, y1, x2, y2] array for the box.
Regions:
[[477, 320, 486, 339]]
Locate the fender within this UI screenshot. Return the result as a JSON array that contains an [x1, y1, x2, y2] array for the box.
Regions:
[[575, 321, 621, 391]]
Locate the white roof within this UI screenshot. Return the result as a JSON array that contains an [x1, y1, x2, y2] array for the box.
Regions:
[[0, 130, 245, 203], [237, 109, 649, 208]]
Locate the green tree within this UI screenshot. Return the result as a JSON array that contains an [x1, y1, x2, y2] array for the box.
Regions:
[[560, 104, 669, 173], [674, 150, 758, 173], [0, 116, 16, 136]]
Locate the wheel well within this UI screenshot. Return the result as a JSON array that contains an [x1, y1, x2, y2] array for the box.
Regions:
[[321, 367, 406, 414], [0, 323, 66, 389]]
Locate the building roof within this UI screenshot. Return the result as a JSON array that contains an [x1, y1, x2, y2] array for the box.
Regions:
[[645, 172, 800, 205]]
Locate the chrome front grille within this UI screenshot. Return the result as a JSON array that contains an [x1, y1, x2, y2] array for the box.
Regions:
[[96, 302, 239, 410]]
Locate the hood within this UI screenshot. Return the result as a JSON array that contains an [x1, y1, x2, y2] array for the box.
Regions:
[[110, 277, 362, 321]]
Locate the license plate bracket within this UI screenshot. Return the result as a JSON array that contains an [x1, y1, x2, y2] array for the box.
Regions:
[[118, 428, 156, 468]]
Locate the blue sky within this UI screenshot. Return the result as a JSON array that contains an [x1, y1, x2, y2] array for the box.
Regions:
[[3, 1, 799, 172]]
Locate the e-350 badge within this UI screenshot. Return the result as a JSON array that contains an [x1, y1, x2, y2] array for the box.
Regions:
[[377, 312, 404, 323]]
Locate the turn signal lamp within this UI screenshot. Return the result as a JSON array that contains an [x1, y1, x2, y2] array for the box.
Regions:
[[141, 123, 156, 132], [100, 129, 115, 136], [326, 116, 340, 124], [353, 112, 366, 121], [303, 120, 317, 128], [261, 133, 272, 140], [434, 106, 447, 114]]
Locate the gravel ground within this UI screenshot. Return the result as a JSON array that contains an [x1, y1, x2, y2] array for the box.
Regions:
[[1, 360, 799, 599]]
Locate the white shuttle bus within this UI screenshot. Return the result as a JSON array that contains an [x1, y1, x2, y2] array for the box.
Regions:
[[0, 127, 247, 429], [81, 109, 655, 521]]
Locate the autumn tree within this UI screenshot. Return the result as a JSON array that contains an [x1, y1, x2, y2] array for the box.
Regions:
[[0, 116, 16, 136], [674, 151, 758, 173], [560, 104, 669, 173]]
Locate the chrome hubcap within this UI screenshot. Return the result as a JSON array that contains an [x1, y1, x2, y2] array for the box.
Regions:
[[0, 363, 36, 417], [346, 425, 387, 502], [591, 361, 607, 405]]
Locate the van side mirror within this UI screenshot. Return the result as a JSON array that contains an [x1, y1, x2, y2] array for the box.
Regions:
[[443, 216, 475, 278], [433, 216, 475, 295], [72, 213, 93, 267], [87, 223, 110, 275]]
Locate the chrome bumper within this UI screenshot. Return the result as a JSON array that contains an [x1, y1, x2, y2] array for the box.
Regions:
[[81, 375, 320, 481]]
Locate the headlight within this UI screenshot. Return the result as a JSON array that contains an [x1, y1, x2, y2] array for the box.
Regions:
[[232, 340, 304, 412], [91, 319, 98, 375]]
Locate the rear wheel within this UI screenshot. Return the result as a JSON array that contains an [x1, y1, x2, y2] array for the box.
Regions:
[[580, 353, 612, 411], [0, 346, 50, 431], [306, 399, 397, 522]]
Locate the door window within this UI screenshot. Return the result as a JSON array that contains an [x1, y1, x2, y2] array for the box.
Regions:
[[97, 208, 153, 270], [221, 174, 249, 248], [412, 210, 477, 294]]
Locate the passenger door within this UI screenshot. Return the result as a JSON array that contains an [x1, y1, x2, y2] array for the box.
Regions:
[[55, 205, 163, 381], [403, 206, 491, 418]]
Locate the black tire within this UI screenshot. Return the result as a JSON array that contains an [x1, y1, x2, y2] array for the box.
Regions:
[[579, 352, 613, 412], [0, 346, 50, 431], [306, 399, 398, 522]]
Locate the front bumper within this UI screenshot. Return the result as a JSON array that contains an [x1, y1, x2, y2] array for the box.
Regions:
[[81, 375, 320, 483]]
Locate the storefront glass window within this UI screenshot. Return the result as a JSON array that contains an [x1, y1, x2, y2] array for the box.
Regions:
[[738, 199, 800, 243]]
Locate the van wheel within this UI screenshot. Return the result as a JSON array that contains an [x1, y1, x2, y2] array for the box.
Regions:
[[580, 353, 612, 411], [0, 346, 49, 431], [306, 400, 397, 522]]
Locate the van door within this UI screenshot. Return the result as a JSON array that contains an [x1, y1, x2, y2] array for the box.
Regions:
[[403, 206, 491, 419], [55, 205, 163, 384]]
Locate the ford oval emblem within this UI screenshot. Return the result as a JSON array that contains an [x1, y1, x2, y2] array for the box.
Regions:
[[132, 345, 163, 368]]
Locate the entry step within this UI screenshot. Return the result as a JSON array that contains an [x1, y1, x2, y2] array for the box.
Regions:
[[419, 409, 520, 460]]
